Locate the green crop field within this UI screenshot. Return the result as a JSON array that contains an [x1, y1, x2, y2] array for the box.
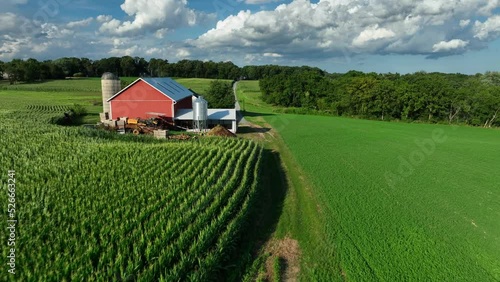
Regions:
[[237, 80, 500, 281], [0, 78, 103, 92], [0, 80, 262, 281], [176, 78, 232, 95], [0, 77, 227, 95]]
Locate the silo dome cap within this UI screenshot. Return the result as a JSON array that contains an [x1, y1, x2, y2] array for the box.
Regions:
[[101, 72, 119, 80], [194, 96, 208, 103]]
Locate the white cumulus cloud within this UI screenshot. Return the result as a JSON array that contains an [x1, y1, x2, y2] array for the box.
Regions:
[[459, 19, 471, 28], [263, 52, 282, 57], [1, 0, 500, 66], [193, 0, 500, 59], [352, 25, 396, 47], [176, 48, 191, 58], [0, 13, 23, 32], [99, 0, 215, 36], [67, 18, 94, 28], [432, 39, 469, 52], [473, 15, 500, 40], [96, 15, 112, 23]]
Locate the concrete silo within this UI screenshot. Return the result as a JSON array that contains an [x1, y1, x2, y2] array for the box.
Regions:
[[101, 72, 121, 120]]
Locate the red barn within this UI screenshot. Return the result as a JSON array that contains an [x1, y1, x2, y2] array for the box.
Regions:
[[107, 77, 193, 121]]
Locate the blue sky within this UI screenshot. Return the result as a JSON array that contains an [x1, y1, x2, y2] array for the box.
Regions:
[[1, 0, 499, 74]]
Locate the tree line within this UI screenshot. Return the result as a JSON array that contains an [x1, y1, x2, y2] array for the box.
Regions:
[[260, 70, 500, 127], [0, 57, 324, 84]]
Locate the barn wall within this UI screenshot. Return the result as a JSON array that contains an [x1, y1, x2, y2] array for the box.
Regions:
[[109, 80, 174, 120], [110, 100, 173, 120]]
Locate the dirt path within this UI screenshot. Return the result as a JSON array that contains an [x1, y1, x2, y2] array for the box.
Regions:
[[233, 81, 248, 124], [265, 237, 301, 282]]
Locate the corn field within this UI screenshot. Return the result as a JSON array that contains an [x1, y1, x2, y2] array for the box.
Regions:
[[26, 105, 70, 113], [0, 101, 262, 281]]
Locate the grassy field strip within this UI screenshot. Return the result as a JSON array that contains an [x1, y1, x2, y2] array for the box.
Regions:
[[236, 81, 345, 281], [236, 81, 276, 115], [272, 131, 346, 280]]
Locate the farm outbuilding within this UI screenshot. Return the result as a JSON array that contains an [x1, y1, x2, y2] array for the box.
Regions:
[[104, 77, 238, 133], [175, 108, 237, 133]]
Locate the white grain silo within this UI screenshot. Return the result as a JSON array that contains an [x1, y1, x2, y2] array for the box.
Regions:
[[193, 96, 208, 132], [101, 72, 121, 120]]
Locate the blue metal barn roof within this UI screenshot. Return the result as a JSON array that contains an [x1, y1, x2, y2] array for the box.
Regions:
[[107, 77, 193, 102], [141, 77, 193, 102]]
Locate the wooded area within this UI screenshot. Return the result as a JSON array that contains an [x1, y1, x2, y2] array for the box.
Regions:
[[260, 70, 500, 127], [0, 57, 324, 82]]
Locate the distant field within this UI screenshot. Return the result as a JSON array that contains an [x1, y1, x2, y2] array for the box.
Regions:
[[238, 80, 500, 281], [0, 79, 262, 281], [236, 80, 275, 114], [0, 78, 103, 92], [176, 78, 232, 96], [0, 77, 224, 95]]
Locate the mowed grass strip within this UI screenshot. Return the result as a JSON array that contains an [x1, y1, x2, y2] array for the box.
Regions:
[[236, 80, 275, 114]]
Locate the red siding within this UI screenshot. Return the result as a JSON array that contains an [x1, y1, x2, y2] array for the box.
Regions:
[[109, 80, 174, 120]]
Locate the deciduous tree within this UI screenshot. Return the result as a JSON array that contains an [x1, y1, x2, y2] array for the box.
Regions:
[[205, 80, 235, 108]]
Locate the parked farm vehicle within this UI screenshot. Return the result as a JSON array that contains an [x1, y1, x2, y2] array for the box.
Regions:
[[98, 114, 200, 140], [124, 119, 155, 135], [99, 115, 179, 139]]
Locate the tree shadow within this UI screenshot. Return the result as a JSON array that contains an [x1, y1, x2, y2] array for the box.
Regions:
[[241, 111, 275, 118], [237, 126, 271, 134], [277, 257, 287, 281], [223, 148, 289, 281]]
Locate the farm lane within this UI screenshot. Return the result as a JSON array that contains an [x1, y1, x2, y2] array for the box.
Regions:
[[234, 81, 248, 124]]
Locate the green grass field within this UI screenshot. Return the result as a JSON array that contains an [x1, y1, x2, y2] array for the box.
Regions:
[[0, 78, 104, 92], [237, 80, 500, 281], [176, 78, 232, 96], [0, 79, 263, 281], [0, 77, 227, 94], [236, 80, 275, 114]]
